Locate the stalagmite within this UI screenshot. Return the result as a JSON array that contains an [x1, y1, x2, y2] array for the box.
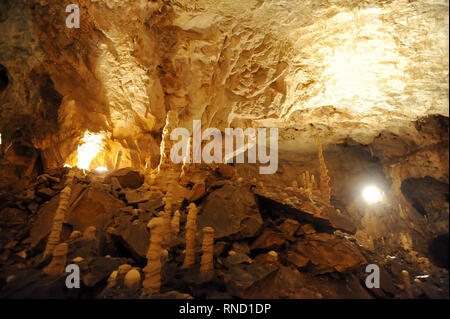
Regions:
[[43, 171, 74, 258], [402, 270, 413, 298], [83, 226, 97, 240], [142, 217, 164, 296], [106, 270, 118, 289], [43, 243, 68, 276], [316, 135, 331, 204], [311, 174, 319, 191], [200, 227, 215, 274], [305, 171, 310, 191], [69, 230, 82, 241], [158, 111, 179, 174], [171, 210, 180, 236], [183, 203, 198, 268], [162, 208, 172, 246], [124, 269, 141, 292]]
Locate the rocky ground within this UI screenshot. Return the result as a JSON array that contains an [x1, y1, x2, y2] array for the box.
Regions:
[[0, 164, 448, 299]]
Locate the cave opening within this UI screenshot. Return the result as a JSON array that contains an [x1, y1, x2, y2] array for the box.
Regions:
[[429, 233, 449, 269]]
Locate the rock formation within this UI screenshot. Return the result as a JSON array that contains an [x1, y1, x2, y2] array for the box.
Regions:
[[316, 135, 331, 205], [402, 270, 413, 299], [0, 0, 448, 301], [124, 269, 141, 292], [142, 217, 164, 297], [43, 243, 68, 276], [183, 203, 198, 268], [43, 171, 74, 258], [158, 111, 179, 175], [200, 227, 215, 274], [171, 210, 180, 236]]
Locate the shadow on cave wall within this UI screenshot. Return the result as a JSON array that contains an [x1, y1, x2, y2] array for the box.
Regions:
[[401, 176, 449, 218], [401, 176, 449, 269], [0, 64, 8, 93], [429, 233, 449, 269]]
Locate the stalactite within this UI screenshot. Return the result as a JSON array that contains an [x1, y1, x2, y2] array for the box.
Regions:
[[183, 203, 198, 268], [142, 217, 164, 297], [316, 134, 331, 204], [43, 171, 74, 258], [200, 227, 214, 274], [43, 243, 68, 276]]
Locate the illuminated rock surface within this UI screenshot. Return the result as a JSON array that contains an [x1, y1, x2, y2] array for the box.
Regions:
[[0, 0, 448, 299]]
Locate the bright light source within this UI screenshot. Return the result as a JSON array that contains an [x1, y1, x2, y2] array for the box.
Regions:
[[362, 185, 383, 204], [63, 164, 72, 168], [77, 131, 106, 170], [94, 166, 108, 173]]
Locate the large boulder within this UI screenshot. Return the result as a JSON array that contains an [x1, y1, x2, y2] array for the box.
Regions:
[[0, 207, 28, 225], [65, 188, 124, 232], [80, 256, 130, 287], [197, 184, 263, 240], [25, 195, 60, 249], [110, 220, 149, 263], [26, 183, 85, 248], [290, 233, 366, 274], [250, 229, 288, 251], [223, 263, 279, 298], [253, 187, 356, 234], [105, 168, 144, 189]]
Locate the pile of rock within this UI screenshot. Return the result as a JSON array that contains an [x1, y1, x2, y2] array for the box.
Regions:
[[0, 164, 447, 299]]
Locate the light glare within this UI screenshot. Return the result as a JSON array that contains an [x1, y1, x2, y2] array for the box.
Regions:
[[77, 131, 106, 170], [362, 185, 382, 204], [94, 166, 108, 173]]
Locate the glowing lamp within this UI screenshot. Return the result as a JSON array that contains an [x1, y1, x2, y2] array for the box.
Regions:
[[362, 185, 383, 204]]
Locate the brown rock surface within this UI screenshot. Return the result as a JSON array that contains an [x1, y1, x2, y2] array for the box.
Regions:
[[291, 233, 366, 274], [65, 188, 124, 232], [105, 169, 144, 190], [250, 229, 288, 251], [197, 184, 263, 240]]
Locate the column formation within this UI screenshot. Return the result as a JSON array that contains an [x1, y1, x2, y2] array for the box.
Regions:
[[142, 217, 164, 296], [171, 210, 180, 236], [200, 227, 215, 274], [43, 170, 74, 258], [158, 110, 179, 174], [402, 270, 413, 298], [183, 203, 198, 268], [43, 243, 68, 276]]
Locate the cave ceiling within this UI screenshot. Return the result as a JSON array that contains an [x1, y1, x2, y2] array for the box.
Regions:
[[0, 0, 448, 165]]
